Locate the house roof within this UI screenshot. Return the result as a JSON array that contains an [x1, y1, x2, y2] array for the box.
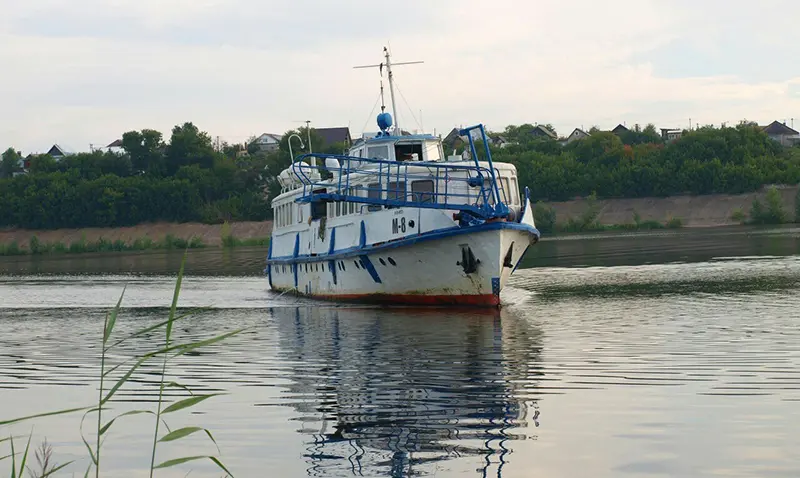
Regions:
[[46, 144, 73, 157], [532, 125, 557, 139], [762, 120, 799, 136], [569, 128, 589, 137], [255, 133, 282, 143], [611, 124, 630, 134], [314, 127, 351, 145], [106, 139, 124, 148]]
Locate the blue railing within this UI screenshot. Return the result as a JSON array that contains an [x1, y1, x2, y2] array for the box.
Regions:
[[290, 124, 511, 220]]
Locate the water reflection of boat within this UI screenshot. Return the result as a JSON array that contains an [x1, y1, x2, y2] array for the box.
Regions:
[[268, 305, 543, 477]]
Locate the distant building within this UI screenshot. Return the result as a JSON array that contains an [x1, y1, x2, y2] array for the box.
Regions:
[[564, 128, 590, 145], [529, 125, 557, 140], [104, 139, 125, 155], [761, 121, 800, 147], [251, 133, 283, 152], [45, 144, 73, 160], [660, 128, 683, 143], [611, 124, 630, 135]]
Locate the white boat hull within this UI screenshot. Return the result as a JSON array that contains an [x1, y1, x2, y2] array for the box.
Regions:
[[267, 223, 537, 306]]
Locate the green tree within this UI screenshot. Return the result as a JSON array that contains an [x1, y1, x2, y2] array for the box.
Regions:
[[1, 148, 22, 178], [165, 122, 216, 175], [122, 129, 165, 174]]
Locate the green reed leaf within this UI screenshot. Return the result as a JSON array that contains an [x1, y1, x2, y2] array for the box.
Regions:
[[0, 407, 89, 427], [172, 329, 244, 358], [106, 306, 212, 351], [208, 456, 234, 477], [162, 394, 221, 415], [17, 433, 32, 478], [103, 286, 126, 345], [39, 460, 75, 478], [164, 381, 194, 395], [157, 426, 203, 443], [166, 251, 188, 344], [99, 410, 154, 436], [101, 356, 149, 406], [10, 435, 16, 478], [153, 455, 234, 476]]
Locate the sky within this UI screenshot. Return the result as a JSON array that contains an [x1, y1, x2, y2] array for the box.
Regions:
[[2, 0, 800, 153]]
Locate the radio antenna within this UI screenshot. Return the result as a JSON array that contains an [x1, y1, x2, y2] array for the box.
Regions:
[[354, 46, 423, 135]]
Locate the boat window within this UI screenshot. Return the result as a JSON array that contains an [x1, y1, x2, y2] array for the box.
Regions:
[[411, 180, 434, 203], [388, 181, 406, 201], [336, 201, 341, 217], [367, 182, 382, 211], [395, 142, 423, 162], [424, 141, 442, 162], [500, 178, 511, 204], [367, 145, 390, 160], [509, 177, 520, 205], [482, 179, 496, 205]]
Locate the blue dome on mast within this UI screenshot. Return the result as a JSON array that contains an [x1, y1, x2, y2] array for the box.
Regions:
[[377, 112, 393, 134]]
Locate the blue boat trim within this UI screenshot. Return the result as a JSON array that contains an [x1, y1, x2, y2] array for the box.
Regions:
[[266, 221, 540, 265], [360, 255, 382, 283], [292, 234, 300, 288]]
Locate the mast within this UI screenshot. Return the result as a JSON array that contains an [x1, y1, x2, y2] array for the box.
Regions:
[[354, 47, 423, 136], [384, 47, 400, 135]]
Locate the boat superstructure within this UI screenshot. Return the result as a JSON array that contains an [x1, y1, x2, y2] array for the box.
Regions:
[[265, 48, 540, 306]]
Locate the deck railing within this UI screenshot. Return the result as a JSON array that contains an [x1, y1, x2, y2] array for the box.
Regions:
[[290, 124, 511, 220]]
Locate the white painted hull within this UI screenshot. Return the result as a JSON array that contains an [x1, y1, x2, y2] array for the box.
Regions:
[[268, 225, 536, 306]]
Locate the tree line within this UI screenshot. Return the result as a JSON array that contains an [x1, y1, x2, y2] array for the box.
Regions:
[[1, 120, 798, 230], [0, 123, 345, 229], [477, 122, 800, 202]]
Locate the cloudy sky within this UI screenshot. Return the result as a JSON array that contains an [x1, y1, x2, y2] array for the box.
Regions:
[[2, 0, 800, 153]]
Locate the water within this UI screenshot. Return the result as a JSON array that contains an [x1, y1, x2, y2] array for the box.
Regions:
[[0, 226, 799, 477]]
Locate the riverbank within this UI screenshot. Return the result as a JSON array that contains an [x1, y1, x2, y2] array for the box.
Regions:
[[0, 220, 272, 256], [546, 184, 799, 228], [1, 185, 798, 256]]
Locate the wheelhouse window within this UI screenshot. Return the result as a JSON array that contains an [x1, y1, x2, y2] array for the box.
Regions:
[[366, 145, 390, 160], [395, 142, 423, 162], [411, 179, 434, 203]]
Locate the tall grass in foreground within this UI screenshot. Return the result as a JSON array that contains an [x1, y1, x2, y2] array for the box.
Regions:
[[0, 250, 242, 477]]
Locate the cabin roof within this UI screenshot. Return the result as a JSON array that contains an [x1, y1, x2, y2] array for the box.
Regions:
[[354, 134, 438, 146]]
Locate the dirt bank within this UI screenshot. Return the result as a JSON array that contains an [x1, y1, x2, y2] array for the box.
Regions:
[[0, 185, 797, 246], [0, 221, 273, 247], [546, 185, 799, 227]]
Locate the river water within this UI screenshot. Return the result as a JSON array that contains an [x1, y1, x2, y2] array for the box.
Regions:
[[0, 226, 799, 477]]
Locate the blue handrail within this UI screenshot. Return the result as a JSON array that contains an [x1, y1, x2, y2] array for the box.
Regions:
[[288, 123, 510, 220]]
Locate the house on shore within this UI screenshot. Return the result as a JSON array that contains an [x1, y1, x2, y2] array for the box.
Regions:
[[611, 124, 630, 135], [563, 128, 590, 145], [251, 133, 283, 152], [661, 128, 683, 143], [45, 144, 74, 160], [104, 139, 125, 155], [761, 121, 800, 146]]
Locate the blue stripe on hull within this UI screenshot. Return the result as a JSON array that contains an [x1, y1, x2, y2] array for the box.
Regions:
[[266, 221, 539, 265]]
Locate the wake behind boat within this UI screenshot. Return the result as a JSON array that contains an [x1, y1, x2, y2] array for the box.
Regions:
[[264, 47, 540, 306]]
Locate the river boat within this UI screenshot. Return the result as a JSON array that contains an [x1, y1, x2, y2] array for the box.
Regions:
[[264, 47, 540, 306]]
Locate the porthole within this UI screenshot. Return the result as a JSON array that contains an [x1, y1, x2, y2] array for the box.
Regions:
[[379, 258, 386, 266], [359, 260, 365, 269], [388, 257, 397, 266], [341, 262, 346, 272], [355, 261, 360, 269]]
